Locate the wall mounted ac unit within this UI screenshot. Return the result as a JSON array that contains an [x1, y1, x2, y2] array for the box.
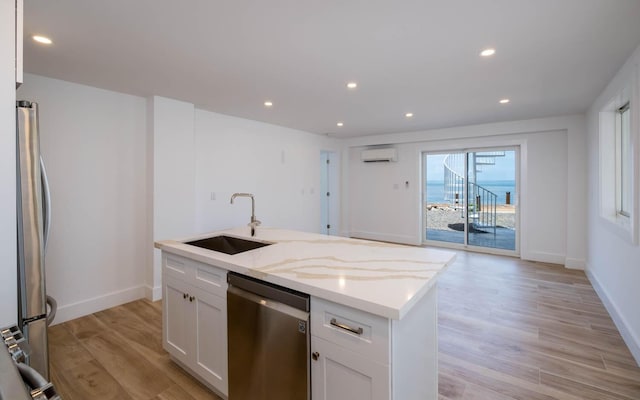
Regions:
[[361, 148, 397, 162]]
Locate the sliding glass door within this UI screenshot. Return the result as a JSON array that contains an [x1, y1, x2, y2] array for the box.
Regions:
[[424, 148, 518, 253], [424, 152, 466, 245]]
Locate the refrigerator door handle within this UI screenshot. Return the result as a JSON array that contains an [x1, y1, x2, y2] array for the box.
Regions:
[[40, 156, 51, 254], [45, 296, 57, 326]]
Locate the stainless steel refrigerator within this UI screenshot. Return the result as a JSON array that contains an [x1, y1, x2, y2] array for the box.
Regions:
[[16, 100, 55, 380]]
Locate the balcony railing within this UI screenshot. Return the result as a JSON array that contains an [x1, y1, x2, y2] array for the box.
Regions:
[[443, 154, 497, 235]]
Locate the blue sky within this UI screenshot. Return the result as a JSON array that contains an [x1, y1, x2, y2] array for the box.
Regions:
[[425, 151, 516, 181]]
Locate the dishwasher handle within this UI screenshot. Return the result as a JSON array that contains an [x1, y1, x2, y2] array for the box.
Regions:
[[227, 272, 309, 312], [228, 285, 310, 321]]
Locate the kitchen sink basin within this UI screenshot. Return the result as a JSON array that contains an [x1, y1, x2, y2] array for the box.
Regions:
[[184, 235, 272, 255]]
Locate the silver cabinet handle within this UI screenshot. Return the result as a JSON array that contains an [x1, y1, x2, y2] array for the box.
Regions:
[[330, 318, 363, 335]]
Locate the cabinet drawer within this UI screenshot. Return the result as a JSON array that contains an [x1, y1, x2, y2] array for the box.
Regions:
[[163, 254, 227, 298], [310, 297, 390, 364], [192, 261, 226, 297], [164, 254, 190, 280]]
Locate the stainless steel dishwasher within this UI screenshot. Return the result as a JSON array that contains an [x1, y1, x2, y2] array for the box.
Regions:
[[227, 272, 310, 400]]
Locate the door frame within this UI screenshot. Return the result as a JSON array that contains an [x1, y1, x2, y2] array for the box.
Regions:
[[320, 150, 340, 235], [422, 146, 520, 257]]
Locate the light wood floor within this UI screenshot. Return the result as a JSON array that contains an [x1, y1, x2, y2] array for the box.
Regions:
[[438, 251, 640, 399], [49, 300, 222, 400], [49, 251, 640, 400]]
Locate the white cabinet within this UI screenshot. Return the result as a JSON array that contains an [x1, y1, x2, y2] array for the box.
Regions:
[[311, 297, 390, 400], [311, 336, 389, 400], [310, 287, 439, 400], [164, 275, 191, 365], [191, 285, 227, 390], [159, 249, 439, 400], [162, 254, 228, 397]]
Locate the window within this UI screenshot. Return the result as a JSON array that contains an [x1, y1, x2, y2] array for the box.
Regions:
[[617, 102, 632, 217], [599, 74, 638, 245]]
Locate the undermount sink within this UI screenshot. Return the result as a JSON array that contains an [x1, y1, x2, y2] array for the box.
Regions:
[[184, 235, 272, 255]]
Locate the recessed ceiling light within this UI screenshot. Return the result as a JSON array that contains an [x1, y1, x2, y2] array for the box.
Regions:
[[405, 112, 414, 118], [33, 35, 52, 45], [264, 101, 273, 107], [480, 48, 496, 57], [346, 82, 358, 89], [337, 122, 344, 127], [499, 98, 510, 104]]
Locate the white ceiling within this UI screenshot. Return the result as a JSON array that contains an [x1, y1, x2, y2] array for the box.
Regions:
[[23, 0, 640, 138]]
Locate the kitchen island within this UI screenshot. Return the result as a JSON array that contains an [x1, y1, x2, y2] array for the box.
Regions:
[[155, 227, 456, 400]]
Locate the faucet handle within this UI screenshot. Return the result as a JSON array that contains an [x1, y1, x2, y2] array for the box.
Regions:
[[248, 219, 261, 237], [249, 219, 261, 227]]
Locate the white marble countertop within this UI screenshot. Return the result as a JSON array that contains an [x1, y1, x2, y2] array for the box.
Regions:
[[155, 227, 456, 320]]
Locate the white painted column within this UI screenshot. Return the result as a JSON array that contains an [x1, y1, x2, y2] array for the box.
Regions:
[[0, 0, 18, 326], [565, 119, 588, 269], [146, 96, 197, 300]]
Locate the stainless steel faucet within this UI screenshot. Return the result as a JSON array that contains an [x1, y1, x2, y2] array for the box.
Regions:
[[230, 193, 261, 236]]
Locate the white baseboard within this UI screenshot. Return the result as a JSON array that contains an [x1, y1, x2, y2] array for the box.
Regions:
[[564, 257, 586, 270], [145, 284, 162, 301], [349, 231, 420, 246], [586, 266, 640, 367], [521, 251, 565, 265], [51, 285, 146, 326]]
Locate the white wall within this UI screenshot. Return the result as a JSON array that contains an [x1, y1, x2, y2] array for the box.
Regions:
[[586, 43, 640, 364], [0, 0, 17, 327], [348, 146, 419, 244], [523, 131, 569, 261], [344, 115, 586, 267], [194, 110, 340, 234], [17, 74, 147, 324]]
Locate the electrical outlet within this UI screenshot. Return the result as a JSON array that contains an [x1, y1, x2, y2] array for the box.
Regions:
[[210, 192, 216, 200]]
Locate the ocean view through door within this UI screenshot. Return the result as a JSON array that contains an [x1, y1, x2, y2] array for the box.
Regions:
[[424, 148, 518, 253]]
